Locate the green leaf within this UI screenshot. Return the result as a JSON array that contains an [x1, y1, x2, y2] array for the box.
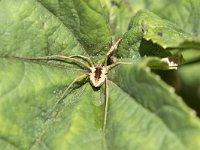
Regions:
[[102, 0, 200, 38], [100, 0, 134, 41], [141, 57, 178, 70], [1, 0, 200, 150], [37, 0, 111, 56], [117, 10, 200, 63], [113, 0, 200, 37], [147, 0, 200, 37], [0, 0, 111, 58], [1, 58, 200, 150], [109, 61, 200, 150], [0, 58, 89, 149], [100, 0, 151, 40]]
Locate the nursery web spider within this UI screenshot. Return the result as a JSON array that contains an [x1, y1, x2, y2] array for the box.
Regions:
[[29, 39, 130, 133]]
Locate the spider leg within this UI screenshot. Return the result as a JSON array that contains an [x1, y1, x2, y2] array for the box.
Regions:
[[104, 38, 122, 66], [107, 61, 133, 71], [103, 77, 109, 133], [69, 55, 94, 67], [48, 74, 88, 115], [21, 55, 91, 69]]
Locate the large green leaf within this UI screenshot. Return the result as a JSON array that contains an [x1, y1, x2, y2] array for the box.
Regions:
[[0, 0, 111, 59], [1, 58, 200, 150], [0, 58, 102, 150], [108, 62, 200, 150], [109, 61, 200, 150], [1, 0, 200, 150]]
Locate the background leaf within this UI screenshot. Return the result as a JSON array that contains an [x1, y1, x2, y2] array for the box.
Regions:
[[102, 0, 200, 63], [145, 0, 200, 37], [176, 63, 200, 115], [117, 10, 200, 62]]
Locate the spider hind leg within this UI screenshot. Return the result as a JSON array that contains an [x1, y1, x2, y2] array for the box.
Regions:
[[103, 77, 109, 133], [48, 74, 88, 116]]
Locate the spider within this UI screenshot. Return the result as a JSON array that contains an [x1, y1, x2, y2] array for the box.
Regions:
[[26, 39, 130, 133]]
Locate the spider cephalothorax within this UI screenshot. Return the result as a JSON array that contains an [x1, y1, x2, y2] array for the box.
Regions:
[[89, 65, 107, 87]]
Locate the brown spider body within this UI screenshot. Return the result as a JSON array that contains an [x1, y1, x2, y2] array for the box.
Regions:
[[89, 65, 107, 87]]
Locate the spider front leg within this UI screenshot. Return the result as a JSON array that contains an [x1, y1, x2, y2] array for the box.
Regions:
[[69, 55, 94, 67], [104, 38, 122, 66], [107, 61, 133, 71], [21, 55, 91, 69]]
